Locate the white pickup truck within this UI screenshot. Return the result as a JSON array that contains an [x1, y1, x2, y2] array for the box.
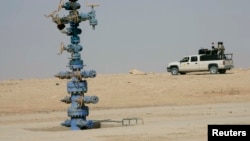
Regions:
[[167, 54, 234, 75]]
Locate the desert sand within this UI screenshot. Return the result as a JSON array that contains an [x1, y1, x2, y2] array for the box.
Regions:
[[0, 68, 250, 141]]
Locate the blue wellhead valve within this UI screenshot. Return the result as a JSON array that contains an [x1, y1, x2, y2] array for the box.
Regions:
[[46, 0, 99, 130]]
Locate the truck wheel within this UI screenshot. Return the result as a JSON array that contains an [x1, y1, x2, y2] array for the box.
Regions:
[[171, 67, 179, 75], [219, 69, 226, 74], [209, 66, 218, 74]]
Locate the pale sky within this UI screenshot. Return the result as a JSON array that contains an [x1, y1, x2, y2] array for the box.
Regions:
[[0, 0, 250, 80]]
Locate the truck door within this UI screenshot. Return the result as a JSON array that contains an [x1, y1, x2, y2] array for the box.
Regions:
[[180, 56, 199, 72], [188, 56, 200, 71], [179, 57, 190, 71]]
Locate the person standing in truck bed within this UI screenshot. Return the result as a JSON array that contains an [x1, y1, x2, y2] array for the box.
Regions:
[[218, 42, 225, 55]]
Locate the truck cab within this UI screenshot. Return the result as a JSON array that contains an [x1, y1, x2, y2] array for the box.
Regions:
[[179, 55, 200, 72]]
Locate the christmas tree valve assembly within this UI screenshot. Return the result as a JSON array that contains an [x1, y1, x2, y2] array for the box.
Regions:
[[46, 0, 99, 130]]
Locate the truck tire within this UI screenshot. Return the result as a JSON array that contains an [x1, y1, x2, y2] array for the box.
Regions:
[[219, 69, 226, 74], [209, 66, 218, 74], [171, 67, 179, 75]]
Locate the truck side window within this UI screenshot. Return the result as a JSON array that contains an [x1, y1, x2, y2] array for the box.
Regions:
[[191, 56, 197, 62], [180, 57, 189, 62]]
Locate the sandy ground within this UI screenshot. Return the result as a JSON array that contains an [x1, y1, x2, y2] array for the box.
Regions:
[[0, 68, 250, 141]]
